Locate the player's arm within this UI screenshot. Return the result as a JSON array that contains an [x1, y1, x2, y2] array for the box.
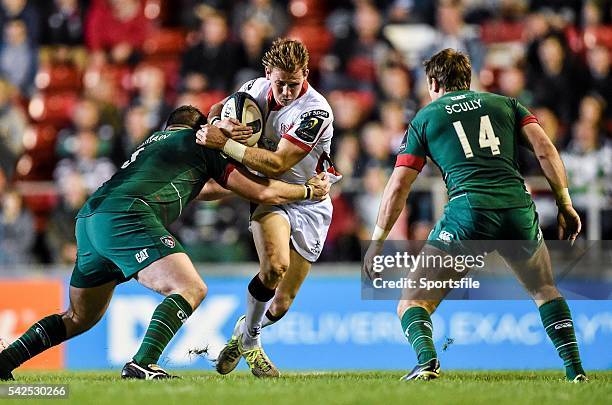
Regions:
[[197, 124, 308, 177], [197, 179, 234, 201], [374, 167, 419, 238], [521, 122, 581, 241], [222, 164, 329, 205], [363, 166, 419, 280]]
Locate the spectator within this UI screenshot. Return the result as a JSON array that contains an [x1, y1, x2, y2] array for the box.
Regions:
[[180, 12, 239, 92], [423, 0, 485, 76], [321, 3, 400, 90], [585, 45, 611, 122], [497, 66, 534, 107], [0, 78, 27, 165], [85, 0, 152, 64], [0, 18, 37, 95], [377, 63, 413, 103], [40, 0, 85, 46], [56, 97, 115, 160], [46, 171, 87, 264], [0, 0, 39, 44], [234, 18, 270, 87], [111, 105, 152, 166], [54, 129, 116, 194], [561, 119, 612, 237], [231, 0, 288, 40], [527, 34, 584, 123], [0, 182, 34, 266], [131, 64, 172, 130], [358, 121, 392, 173]]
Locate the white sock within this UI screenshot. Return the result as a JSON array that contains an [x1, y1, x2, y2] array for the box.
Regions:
[[242, 275, 275, 349]]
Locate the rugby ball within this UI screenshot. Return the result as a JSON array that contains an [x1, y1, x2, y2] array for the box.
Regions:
[[220, 92, 263, 147]]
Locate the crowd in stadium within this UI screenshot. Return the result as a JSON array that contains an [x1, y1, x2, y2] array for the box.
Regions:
[[0, 0, 610, 266]]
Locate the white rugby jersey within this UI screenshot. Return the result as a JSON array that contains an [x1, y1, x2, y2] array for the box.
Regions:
[[238, 78, 339, 185]]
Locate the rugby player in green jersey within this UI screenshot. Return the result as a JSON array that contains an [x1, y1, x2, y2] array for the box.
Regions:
[[0, 105, 329, 381], [363, 49, 586, 382]]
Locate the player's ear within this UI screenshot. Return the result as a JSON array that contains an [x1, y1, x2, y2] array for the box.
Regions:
[[303, 68, 309, 81], [265, 67, 272, 80], [432, 78, 440, 93]]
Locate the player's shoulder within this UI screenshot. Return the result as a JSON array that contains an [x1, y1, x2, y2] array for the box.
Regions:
[[239, 77, 270, 94], [297, 83, 333, 120], [478, 90, 514, 105]]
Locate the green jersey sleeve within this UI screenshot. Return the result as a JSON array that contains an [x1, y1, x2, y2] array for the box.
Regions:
[[395, 121, 427, 171], [513, 99, 538, 127]]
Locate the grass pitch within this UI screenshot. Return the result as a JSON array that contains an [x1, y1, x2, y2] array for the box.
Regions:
[[1, 370, 610, 404]]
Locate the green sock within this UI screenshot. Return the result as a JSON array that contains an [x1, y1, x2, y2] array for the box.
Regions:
[[0, 314, 67, 371], [133, 294, 193, 366], [539, 298, 584, 380], [401, 306, 437, 364]]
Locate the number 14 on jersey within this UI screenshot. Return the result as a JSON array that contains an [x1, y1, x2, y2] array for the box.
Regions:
[[453, 115, 500, 158]]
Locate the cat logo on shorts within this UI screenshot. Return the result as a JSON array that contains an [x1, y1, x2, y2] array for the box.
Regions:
[[160, 236, 175, 248]]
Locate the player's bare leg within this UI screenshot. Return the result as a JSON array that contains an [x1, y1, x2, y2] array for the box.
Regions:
[[504, 243, 587, 382], [264, 248, 311, 326], [0, 281, 116, 380], [122, 253, 207, 380], [216, 247, 308, 376], [217, 213, 288, 377], [396, 244, 470, 381]]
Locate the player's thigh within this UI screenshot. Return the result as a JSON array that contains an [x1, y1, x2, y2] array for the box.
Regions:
[[135, 252, 206, 309], [251, 211, 292, 270], [65, 280, 116, 337], [502, 242, 560, 305], [86, 210, 187, 283], [271, 248, 312, 311]]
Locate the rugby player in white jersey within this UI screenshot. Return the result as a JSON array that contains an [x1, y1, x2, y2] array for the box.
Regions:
[[196, 38, 340, 377]]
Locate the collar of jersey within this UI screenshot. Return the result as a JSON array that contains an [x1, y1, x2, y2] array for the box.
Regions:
[[267, 80, 309, 112], [440, 89, 473, 99]]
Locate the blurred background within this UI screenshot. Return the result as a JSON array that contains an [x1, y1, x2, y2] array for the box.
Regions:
[[0, 0, 610, 373], [0, 0, 610, 267]]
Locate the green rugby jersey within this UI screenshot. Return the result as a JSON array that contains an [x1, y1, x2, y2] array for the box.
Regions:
[[397, 90, 538, 209], [78, 128, 232, 226]]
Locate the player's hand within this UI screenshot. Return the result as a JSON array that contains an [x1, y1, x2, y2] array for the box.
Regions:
[[196, 124, 229, 150], [215, 118, 253, 145], [363, 241, 384, 280], [306, 172, 330, 200], [557, 204, 581, 244]]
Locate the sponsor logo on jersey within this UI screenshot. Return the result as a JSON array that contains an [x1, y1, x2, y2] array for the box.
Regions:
[[555, 322, 572, 330], [280, 122, 290, 134], [300, 109, 329, 119], [160, 236, 175, 248], [295, 115, 324, 143], [438, 231, 453, 243], [135, 248, 149, 263]]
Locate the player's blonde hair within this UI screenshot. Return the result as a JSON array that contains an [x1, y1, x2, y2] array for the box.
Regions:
[[262, 38, 309, 74]]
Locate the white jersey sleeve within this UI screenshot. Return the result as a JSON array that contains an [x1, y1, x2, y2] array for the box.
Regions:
[[283, 107, 333, 152]]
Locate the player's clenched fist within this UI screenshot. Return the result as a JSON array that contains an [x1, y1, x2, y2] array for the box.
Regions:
[[306, 172, 330, 200], [196, 124, 228, 150]]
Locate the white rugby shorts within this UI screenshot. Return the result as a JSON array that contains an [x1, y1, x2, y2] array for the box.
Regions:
[[250, 197, 332, 262]]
